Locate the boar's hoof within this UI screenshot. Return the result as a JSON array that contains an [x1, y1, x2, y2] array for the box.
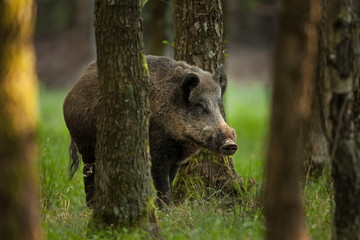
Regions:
[[220, 139, 238, 155]]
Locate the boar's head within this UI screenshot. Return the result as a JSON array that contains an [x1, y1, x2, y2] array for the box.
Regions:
[[175, 66, 238, 156]]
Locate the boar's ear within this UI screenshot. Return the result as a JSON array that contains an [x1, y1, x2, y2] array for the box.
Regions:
[[213, 65, 227, 95], [181, 73, 199, 100]]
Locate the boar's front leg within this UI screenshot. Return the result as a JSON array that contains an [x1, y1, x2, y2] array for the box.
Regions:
[[81, 151, 95, 208], [151, 162, 171, 206], [169, 163, 180, 185]]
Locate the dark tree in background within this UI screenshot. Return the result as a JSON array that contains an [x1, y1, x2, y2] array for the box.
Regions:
[[90, 0, 157, 234], [144, 0, 169, 56], [264, 0, 321, 239], [171, 0, 243, 203], [326, 0, 360, 238], [0, 0, 41, 239], [301, 80, 329, 175], [301, 0, 331, 177]]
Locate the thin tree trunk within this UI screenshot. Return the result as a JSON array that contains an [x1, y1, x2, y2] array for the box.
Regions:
[[302, 0, 332, 177], [326, 0, 360, 238], [264, 0, 321, 239], [302, 0, 331, 176], [0, 0, 41, 239], [301, 82, 329, 175], [171, 0, 243, 204], [90, 0, 158, 235]]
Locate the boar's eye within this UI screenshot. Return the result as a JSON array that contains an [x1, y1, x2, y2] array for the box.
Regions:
[[194, 102, 209, 114]]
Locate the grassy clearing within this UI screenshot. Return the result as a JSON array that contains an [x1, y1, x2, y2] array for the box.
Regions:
[[37, 81, 332, 239], [226, 81, 270, 186]]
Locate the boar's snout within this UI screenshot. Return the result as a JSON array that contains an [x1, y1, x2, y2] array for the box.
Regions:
[[220, 139, 238, 155]]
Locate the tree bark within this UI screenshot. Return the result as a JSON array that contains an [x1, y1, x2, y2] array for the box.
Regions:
[[264, 0, 321, 239], [171, 0, 243, 204], [0, 0, 41, 239], [173, 0, 224, 72], [326, 0, 360, 238], [90, 0, 158, 235]]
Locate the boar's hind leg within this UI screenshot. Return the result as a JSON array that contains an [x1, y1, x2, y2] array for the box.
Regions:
[[151, 164, 171, 206], [82, 153, 95, 207]]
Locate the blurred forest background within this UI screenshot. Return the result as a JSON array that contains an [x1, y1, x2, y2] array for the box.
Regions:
[[16, 0, 339, 238], [35, 0, 276, 87]]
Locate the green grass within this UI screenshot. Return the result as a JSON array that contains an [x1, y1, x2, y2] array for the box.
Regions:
[[37, 81, 333, 239], [226, 81, 270, 186], [37, 86, 89, 238]]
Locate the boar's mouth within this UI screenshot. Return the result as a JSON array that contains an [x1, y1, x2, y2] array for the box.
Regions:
[[184, 135, 238, 156]]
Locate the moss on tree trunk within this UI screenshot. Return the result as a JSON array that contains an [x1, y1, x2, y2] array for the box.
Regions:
[[90, 0, 158, 236], [172, 0, 243, 204], [0, 0, 40, 239]]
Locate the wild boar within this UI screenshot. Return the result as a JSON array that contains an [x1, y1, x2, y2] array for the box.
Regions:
[[63, 55, 237, 206]]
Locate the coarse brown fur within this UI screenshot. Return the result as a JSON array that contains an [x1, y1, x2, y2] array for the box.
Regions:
[[63, 56, 237, 206]]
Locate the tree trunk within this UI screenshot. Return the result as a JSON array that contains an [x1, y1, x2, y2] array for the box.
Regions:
[[90, 0, 158, 235], [264, 0, 321, 239], [171, 0, 243, 204], [173, 0, 224, 72], [326, 0, 360, 238], [302, 0, 332, 177], [0, 0, 41, 239], [301, 77, 329, 176]]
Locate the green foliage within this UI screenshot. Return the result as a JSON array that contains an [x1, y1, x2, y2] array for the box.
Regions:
[[37, 82, 333, 239], [142, 0, 149, 8], [304, 169, 334, 239], [158, 199, 265, 239], [87, 225, 150, 240], [162, 39, 175, 47]]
